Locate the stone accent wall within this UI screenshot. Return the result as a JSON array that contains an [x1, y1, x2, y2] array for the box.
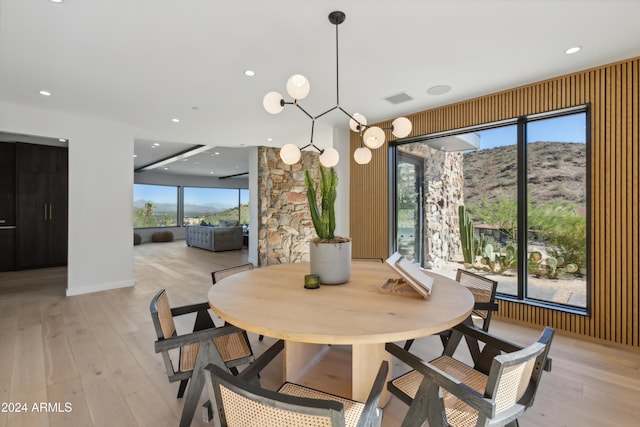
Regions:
[[257, 147, 319, 266], [399, 144, 464, 268]]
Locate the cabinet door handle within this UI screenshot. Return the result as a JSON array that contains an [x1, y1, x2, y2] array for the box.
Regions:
[[50, 204, 53, 220], [44, 204, 48, 220]]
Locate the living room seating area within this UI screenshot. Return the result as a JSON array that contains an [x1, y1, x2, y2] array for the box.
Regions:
[[186, 225, 244, 252]]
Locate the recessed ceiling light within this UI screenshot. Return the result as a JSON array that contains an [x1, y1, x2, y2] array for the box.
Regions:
[[214, 152, 220, 155], [50, 0, 63, 3], [163, 167, 169, 170], [244, 70, 255, 77], [39, 90, 52, 96], [426, 85, 452, 96], [58, 138, 66, 142], [267, 138, 273, 142], [565, 46, 581, 55], [133, 154, 137, 158], [171, 118, 180, 123], [210, 171, 215, 174]]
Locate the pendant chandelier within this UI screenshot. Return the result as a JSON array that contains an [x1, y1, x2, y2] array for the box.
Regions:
[[263, 11, 412, 167]]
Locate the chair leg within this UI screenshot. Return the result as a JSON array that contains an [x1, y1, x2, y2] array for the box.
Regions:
[[177, 379, 189, 398], [179, 340, 227, 427], [403, 339, 414, 351], [229, 366, 239, 376], [259, 334, 264, 341]]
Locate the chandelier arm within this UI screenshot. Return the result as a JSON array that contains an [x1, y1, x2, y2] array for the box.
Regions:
[[315, 105, 339, 120], [338, 106, 367, 128], [309, 119, 315, 143], [298, 143, 323, 154], [295, 103, 314, 120]]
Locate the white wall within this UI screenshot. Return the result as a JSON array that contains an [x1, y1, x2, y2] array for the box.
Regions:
[[0, 101, 135, 296]]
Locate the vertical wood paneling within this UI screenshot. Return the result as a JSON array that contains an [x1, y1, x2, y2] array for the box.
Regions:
[[350, 57, 640, 348], [630, 60, 636, 346]]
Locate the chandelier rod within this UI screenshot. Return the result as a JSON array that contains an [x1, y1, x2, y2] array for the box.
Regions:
[[335, 15, 340, 106]]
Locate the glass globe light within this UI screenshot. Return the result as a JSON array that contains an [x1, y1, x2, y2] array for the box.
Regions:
[[319, 147, 339, 167], [353, 147, 372, 164], [391, 117, 412, 138], [280, 144, 301, 165], [349, 113, 367, 132], [263, 91, 284, 114], [363, 126, 386, 149], [286, 74, 310, 100]]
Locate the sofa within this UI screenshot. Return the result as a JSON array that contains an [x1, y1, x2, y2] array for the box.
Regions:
[[186, 225, 244, 252]]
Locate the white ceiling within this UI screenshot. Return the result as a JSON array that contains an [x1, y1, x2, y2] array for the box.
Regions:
[[2, 0, 640, 177]]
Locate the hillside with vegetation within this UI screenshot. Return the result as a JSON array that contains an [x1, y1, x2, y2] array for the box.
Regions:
[[463, 141, 587, 208]]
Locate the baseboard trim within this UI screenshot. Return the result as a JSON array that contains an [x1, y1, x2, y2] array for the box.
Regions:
[[66, 279, 134, 296]]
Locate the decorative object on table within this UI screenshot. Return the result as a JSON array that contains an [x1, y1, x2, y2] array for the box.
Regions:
[[383, 252, 433, 299], [304, 274, 320, 289], [379, 277, 424, 299], [262, 10, 412, 167], [305, 165, 351, 284]]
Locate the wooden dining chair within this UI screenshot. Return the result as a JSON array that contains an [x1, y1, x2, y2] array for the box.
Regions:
[[211, 263, 265, 342], [149, 289, 254, 398], [211, 263, 254, 285], [387, 325, 554, 427], [404, 268, 498, 352], [203, 340, 388, 427]]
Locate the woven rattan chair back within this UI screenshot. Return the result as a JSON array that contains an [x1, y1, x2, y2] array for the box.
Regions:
[[153, 289, 177, 338], [150, 290, 187, 383], [207, 364, 346, 427], [455, 269, 498, 330], [212, 263, 254, 284], [482, 327, 554, 421]]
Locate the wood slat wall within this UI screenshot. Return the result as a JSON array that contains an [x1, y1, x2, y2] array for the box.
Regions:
[[350, 57, 640, 348]]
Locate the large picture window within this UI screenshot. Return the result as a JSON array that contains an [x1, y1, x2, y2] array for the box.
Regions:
[[133, 184, 178, 227], [133, 185, 249, 229], [183, 187, 246, 226], [392, 107, 589, 312]]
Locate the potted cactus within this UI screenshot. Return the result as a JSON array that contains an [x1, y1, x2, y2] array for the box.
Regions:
[[305, 166, 351, 284]]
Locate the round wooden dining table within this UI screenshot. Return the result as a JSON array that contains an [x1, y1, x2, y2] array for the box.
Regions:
[[207, 260, 474, 406]]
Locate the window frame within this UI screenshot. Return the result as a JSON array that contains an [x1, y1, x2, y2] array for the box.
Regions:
[[390, 105, 591, 315]]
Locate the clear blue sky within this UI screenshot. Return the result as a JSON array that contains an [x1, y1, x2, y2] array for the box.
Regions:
[[478, 113, 586, 150]]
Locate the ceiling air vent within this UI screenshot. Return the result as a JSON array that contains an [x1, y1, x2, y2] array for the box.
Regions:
[[384, 92, 413, 105]]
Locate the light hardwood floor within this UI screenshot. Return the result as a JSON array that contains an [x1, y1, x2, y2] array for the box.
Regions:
[[0, 240, 638, 426]]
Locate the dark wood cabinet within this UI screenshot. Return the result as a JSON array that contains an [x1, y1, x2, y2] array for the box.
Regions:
[[0, 143, 16, 271], [15, 143, 68, 269], [0, 143, 16, 226]]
